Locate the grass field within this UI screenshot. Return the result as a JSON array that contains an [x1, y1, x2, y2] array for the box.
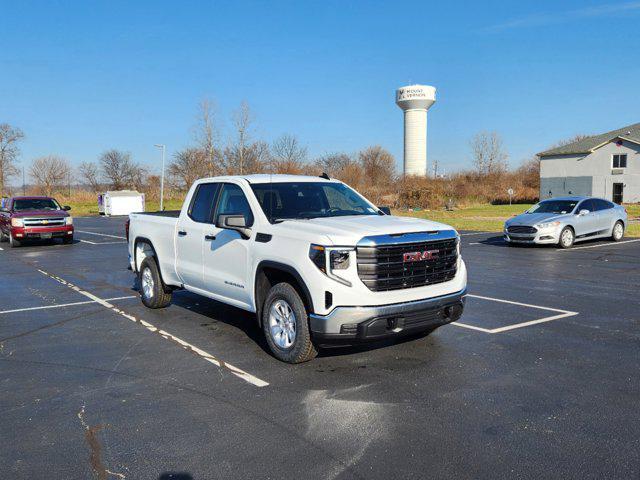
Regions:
[[68, 197, 639, 238]]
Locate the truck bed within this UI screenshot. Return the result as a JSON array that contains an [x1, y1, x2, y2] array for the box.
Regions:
[[135, 210, 181, 218]]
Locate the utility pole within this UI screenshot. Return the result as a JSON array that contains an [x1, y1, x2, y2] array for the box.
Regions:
[[154, 144, 166, 211], [22, 164, 25, 195]]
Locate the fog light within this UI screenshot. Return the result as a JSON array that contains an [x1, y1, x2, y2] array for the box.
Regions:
[[16, 233, 23, 237]]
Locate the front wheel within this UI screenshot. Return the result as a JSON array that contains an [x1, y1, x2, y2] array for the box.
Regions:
[[138, 257, 172, 308], [558, 227, 574, 249], [0, 230, 7, 243], [611, 221, 624, 242], [9, 234, 21, 248], [63, 235, 73, 245], [262, 283, 317, 364]]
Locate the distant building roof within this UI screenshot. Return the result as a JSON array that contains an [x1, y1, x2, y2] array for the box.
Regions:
[[538, 122, 640, 157]]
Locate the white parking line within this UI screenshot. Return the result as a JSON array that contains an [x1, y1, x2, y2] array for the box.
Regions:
[[79, 239, 126, 245], [0, 296, 136, 315], [459, 232, 493, 236], [37, 269, 268, 388], [0, 246, 3, 250], [76, 230, 126, 240], [557, 238, 640, 251], [452, 294, 578, 333]]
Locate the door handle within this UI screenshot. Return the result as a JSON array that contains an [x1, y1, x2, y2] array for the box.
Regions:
[[177, 230, 187, 236], [204, 234, 216, 241]]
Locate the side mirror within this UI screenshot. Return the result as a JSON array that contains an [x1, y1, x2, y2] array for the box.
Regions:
[[63, 206, 71, 211], [216, 214, 251, 238], [578, 209, 590, 216], [378, 206, 391, 215]]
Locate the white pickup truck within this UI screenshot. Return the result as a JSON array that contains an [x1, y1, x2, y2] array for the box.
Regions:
[[127, 174, 467, 363]]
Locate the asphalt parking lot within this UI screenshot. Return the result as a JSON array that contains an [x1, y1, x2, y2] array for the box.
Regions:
[[1, 217, 639, 479]]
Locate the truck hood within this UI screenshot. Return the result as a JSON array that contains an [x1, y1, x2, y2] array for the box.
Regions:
[[274, 214, 456, 245], [11, 209, 69, 218]]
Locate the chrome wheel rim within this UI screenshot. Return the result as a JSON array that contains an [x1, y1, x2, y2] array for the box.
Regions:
[[269, 299, 296, 349], [561, 229, 573, 247], [141, 267, 154, 299], [614, 223, 623, 240]]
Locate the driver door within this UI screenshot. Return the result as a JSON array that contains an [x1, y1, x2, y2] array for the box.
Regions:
[[202, 183, 254, 308], [574, 199, 598, 237]]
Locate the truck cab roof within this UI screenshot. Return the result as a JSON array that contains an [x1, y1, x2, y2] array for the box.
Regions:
[[195, 174, 342, 185]]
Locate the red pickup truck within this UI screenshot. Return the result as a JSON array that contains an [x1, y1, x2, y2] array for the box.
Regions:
[[0, 196, 74, 248]]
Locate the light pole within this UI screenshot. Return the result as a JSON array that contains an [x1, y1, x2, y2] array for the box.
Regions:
[[154, 144, 166, 211]]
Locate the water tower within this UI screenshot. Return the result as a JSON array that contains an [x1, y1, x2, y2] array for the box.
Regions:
[[396, 85, 436, 176]]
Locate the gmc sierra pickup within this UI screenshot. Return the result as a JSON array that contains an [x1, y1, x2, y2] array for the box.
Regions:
[[127, 174, 467, 363]]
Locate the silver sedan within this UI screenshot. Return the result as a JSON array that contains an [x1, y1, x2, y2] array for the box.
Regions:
[[504, 196, 628, 248]]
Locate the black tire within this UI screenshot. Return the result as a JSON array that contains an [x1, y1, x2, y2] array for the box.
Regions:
[[0, 230, 7, 242], [138, 257, 172, 308], [558, 226, 574, 249], [9, 233, 21, 248], [262, 282, 317, 364], [63, 235, 73, 245], [611, 221, 624, 242]]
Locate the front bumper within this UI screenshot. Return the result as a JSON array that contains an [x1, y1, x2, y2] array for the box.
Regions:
[[309, 288, 466, 343], [11, 225, 74, 240], [504, 228, 560, 244]]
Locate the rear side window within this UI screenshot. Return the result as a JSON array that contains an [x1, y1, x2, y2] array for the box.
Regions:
[[593, 199, 613, 211], [215, 184, 254, 226], [578, 199, 595, 212], [188, 183, 220, 223]]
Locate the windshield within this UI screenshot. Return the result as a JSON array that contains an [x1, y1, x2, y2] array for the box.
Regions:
[[528, 200, 578, 214], [251, 182, 378, 222], [13, 198, 61, 211]]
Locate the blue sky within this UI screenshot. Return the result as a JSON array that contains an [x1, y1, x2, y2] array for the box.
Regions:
[[2, 0, 640, 180]]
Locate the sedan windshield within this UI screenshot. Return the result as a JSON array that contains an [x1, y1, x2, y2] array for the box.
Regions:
[[251, 182, 378, 222], [528, 200, 578, 214], [13, 198, 61, 211]]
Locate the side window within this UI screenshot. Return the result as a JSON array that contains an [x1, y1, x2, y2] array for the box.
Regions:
[[578, 199, 594, 212], [612, 154, 627, 169], [188, 183, 220, 223], [592, 199, 611, 211], [215, 184, 254, 227]]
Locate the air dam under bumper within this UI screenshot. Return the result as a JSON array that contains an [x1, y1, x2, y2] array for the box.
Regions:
[[309, 289, 466, 343]]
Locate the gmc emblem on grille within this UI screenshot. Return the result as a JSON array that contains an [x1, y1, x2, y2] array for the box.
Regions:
[[403, 250, 440, 262]]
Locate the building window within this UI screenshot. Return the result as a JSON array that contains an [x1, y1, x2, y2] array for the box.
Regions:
[[612, 154, 627, 168]]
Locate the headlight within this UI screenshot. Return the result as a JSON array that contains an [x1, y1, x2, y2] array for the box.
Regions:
[[11, 218, 23, 227], [536, 221, 560, 229], [309, 244, 353, 286], [65, 217, 73, 225]]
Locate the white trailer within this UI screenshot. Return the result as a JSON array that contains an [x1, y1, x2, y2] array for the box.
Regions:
[[98, 191, 145, 216]]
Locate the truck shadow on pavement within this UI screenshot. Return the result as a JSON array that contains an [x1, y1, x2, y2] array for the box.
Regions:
[[150, 287, 435, 360]]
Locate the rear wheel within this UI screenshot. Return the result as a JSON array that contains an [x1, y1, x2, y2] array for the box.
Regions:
[[558, 227, 574, 249], [9, 234, 21, 248], [138, 257, 172, 308], [262, 283, 317, 364], [0, 230, 7, 242], [611, 221, 624, 242]]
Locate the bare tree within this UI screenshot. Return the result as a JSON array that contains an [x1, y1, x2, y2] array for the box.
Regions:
[[30, 155, 71, 196], [99, 149, 147, 190], [358, 146, 395, 185], [470, 131, 508, 175], [0, 123, 25, 194], [78, 161, 101, 192], [550, 133, 590, 149], [169, 148, 210, 189], [223, 140, 270, 175], [231, 101, 253, 175], [271, 134, 307, 173], [193, 98, 221, 176], [313, 153, 363, 187]]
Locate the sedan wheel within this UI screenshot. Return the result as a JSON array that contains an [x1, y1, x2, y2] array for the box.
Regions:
[[559, 227, 574, 249], [269, 299, 297, 349], [612, 221, 624, 242]]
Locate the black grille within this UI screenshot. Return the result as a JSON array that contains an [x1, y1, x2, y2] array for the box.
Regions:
[[356, 238, 458, 292], [507, 225, 537, 234]]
